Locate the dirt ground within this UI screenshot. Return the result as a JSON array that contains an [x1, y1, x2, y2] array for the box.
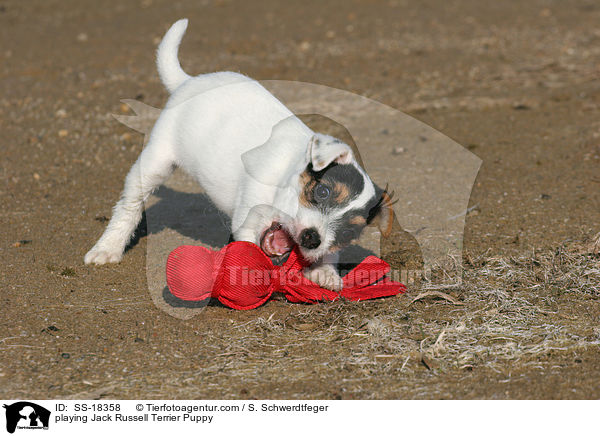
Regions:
[[2, 0, 599, 399]]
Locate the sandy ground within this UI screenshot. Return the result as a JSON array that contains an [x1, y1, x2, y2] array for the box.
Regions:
[[1, 0, 599, 399]]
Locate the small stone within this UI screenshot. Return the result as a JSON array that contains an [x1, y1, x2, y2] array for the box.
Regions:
[[120, 103, 130, 113], [325, 30, 336, 39], [55, 108, 67, 118], [541, 193, 551, 200], [393, 146, 405, 155], [58, 129, 69, 138], [76, 33, 88, 42], [512, 102, 530, 110], [13, 240, 32, 247], [120, 132, 132, 142], [299, 41, 311, 52], [33, 173, 40, 180]]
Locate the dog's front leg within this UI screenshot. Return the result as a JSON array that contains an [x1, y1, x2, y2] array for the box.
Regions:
[[303, 251, 343, 291]]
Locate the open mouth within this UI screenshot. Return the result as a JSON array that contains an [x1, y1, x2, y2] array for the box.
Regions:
[[260, 222, 296, 258]]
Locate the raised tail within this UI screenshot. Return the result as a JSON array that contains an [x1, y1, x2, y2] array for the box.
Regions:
[[156, 19, 191, 94]]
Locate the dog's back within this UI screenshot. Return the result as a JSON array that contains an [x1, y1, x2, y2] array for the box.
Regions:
[[154, 19, 308, 214]]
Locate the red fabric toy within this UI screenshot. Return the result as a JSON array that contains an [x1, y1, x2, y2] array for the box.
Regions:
[[166, 241, 406, 310]]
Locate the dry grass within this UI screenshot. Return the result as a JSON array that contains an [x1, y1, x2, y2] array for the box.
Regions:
[[217, 236, 600, 388], [83, 236, 597, 399]]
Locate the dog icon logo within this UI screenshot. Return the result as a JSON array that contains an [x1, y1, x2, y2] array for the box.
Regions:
[[2, 402, 50, 434]]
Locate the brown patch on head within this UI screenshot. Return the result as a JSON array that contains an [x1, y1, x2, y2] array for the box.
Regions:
[[350, 215, 367, 226], [298, 169, 317, 208], [299, 170, 311, 186], [328, 244, 342, 253], [333, 182, 350, 204]]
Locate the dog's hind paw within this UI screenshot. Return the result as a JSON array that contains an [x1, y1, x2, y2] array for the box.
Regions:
[[84, 247, 123, 265]]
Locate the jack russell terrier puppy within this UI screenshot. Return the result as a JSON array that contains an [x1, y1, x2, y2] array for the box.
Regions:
[[85, 19, 393, 290]]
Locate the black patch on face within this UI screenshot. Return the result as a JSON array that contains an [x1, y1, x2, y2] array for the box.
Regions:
[[331, 184, 386, 248], [365, 184, 386, 224], [332, 211, 366, 247], [301, 163, 365, 211]]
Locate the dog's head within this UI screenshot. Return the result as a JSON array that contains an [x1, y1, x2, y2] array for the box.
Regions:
[[261, 133, 394, 263]]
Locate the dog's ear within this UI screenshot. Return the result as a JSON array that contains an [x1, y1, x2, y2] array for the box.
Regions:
[[307, 133, 354, 171], [368, 186, 395, 237]]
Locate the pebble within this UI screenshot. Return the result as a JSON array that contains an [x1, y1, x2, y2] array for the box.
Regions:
[[393, 146, 405, 155], [325, 30, 336, 39], [55, 108, 67, 118], [120, 103, 130, 113], [299, 41, 311, 52], [58, 129, 69, 138], [33, 173, 40, 180], [76, 33, 88, 42]]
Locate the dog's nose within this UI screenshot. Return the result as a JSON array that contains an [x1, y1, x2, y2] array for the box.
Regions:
[[299, 228, 321, 249]]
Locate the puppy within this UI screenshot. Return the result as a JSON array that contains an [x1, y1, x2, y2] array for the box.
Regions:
[[84, 19, 393, 290]]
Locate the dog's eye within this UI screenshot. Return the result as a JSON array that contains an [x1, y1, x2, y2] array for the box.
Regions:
[[340, 229, 356, 243], [314, 184, 331, 202]]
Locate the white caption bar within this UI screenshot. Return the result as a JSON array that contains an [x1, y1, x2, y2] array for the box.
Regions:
[[0, 400, 594, 435]]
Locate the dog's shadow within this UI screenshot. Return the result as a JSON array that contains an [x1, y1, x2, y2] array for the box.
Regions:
[[126, 185, 232, 252]]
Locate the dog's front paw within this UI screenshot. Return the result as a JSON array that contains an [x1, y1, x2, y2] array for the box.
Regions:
[[84, 246, 123, 265], [303, 264, 343, 291]]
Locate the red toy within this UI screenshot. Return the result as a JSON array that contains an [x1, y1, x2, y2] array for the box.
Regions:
[[166, 241, 405, 310]]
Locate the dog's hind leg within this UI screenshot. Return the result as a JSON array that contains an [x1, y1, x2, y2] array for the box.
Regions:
[[84, 136, 175, 265]]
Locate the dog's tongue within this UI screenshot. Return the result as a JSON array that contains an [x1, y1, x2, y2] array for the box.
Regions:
[[272, 229, 294, 253], [261, 223, 295, 257]]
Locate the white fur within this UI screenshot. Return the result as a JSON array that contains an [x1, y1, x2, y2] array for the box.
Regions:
[[85, 19, 374, 290]]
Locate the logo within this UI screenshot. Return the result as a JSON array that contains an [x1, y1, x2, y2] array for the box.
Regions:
[[3, 402, 50, 434]]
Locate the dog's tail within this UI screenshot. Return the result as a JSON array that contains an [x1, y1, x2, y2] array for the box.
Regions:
[[156, 19, 191, 94]]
